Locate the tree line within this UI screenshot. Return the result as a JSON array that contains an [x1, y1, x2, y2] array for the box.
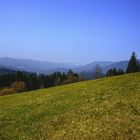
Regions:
[[0, 52, 140, 95], [106, 52, 140, 77], [0, 70, 84, 95], [83, 52, 140, 79]]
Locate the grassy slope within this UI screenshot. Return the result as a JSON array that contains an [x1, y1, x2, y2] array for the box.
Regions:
[[0, 73, 140, 140]]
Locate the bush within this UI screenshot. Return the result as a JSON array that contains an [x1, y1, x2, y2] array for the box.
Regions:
[[11, 81, 26, 93], [0, 88, 16, 96]]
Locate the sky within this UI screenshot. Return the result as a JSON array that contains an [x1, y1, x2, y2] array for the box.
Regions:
[[0, 0, 140, 64]]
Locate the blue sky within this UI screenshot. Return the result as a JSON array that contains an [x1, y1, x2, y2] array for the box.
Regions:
[[0, 0, 140, 64]]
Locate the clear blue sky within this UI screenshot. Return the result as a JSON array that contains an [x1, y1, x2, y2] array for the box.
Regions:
[[0, 0, 140, 64]]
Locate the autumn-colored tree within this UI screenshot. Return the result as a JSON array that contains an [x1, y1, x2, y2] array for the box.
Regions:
[[11, 81, 26, 92]]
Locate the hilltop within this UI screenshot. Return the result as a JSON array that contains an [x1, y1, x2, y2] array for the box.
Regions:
[[0, 73, 140, 140]]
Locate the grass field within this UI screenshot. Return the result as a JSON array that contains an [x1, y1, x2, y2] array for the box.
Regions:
[[0, 73, 140, 140]]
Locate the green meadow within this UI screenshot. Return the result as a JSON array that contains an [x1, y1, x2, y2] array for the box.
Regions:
[[0, 73, 140, 140]]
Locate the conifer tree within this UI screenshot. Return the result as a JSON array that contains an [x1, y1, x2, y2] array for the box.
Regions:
[[126, 52, 139, 73]]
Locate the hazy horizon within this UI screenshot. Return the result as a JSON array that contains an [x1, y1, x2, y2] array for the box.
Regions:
[[0, 55, 137, 66], [0, 0, 140, 64]]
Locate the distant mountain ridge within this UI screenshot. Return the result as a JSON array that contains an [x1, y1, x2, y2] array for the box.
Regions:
[[103, 61, 128, 72], [0, 64, 16, 74], [0, 57, 130, 74], [0, 57, 81, 73], [73, 61, 115, 73]]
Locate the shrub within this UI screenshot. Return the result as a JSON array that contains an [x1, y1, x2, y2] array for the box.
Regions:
[[11, 81, 26, 93], [0, 88, 16, 96]]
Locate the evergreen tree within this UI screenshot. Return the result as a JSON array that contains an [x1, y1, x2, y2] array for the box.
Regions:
[[138, 60, 140, 71], [117, 68, 125, 75], [126, 52, 139, 73], [106, 68, 124, 77], [106, 68, 116, 77]]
